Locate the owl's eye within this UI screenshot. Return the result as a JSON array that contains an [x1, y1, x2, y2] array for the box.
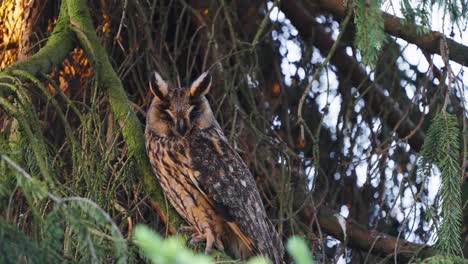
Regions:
[[159, 109, 174, 122], [189, 97, 202, 105], [188, 105, 201, 120], [158, 101, 170, 109]]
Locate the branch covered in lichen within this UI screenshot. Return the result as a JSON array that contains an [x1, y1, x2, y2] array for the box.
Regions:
[[1, 0, 183, 233], [65, 0, 183, 228], [6, 2, 74, 75]]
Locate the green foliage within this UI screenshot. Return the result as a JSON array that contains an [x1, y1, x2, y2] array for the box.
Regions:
[[0, 218, 50, 264], [0, 27, 138, 262], [16, 173, 48, 201], [434, 0, 468, 25], [400, 0, 468, 31], [133, 224, 213, 264], [354, 0, 468, 65], [0, 131, 129, 263], [350, 0, 386, 67], [419, 112, 463, 257], [0, 74, 54, 185], [134, 225, 317, 264], [401, 0, 431, 32], [0, 126, 20, 198], [286, 236, 314, 264], [418, 255, 468, 264], [43, 210, 66, 262]]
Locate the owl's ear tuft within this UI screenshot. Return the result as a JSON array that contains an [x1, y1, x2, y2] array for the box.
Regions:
[[150, 72, 169, 99], [189, 72, 211, 97]]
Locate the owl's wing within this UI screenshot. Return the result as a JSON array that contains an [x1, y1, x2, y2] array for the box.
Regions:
[[189, 128, 283, 263]]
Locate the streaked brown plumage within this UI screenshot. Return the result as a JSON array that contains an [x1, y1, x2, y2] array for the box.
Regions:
[[145, 72, 284, 263]]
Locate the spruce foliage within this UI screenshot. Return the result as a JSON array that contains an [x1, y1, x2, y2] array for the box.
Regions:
[[419, 112, 463, 257], [350, 0, 386, 66], [401, 0, 468, 31]]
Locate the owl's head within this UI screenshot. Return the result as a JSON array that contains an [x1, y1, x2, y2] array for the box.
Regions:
[[146, 71, 217, 137]]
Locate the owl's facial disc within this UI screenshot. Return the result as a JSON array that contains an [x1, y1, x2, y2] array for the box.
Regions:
[[147, 72, 215, 138], [153, 93, 192, 137]]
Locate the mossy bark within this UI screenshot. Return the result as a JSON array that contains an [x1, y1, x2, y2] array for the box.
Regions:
[[65, 0, 183, 228], [7, 2, 74, 76], [1, 0, 234, 259], [2, 0, 183, 232]]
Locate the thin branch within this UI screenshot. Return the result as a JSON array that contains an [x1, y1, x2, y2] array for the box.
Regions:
[[315, 0, 468, 66], [296, 7, 352, 129], [281, 0, 426, 151], [298, 199, 435, 261]]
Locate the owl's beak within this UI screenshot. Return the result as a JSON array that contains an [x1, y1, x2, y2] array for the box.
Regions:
[[177, 119, 188, 136]]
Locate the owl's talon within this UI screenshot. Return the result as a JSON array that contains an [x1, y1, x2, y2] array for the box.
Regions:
[[178, 226, 197, 234], [215, 239, 224, 251], [204, 231, 215, 254], [184, 229, 216, 255], [189, 233, 206, 246]]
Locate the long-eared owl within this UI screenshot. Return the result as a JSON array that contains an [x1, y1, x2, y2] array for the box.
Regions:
[[145, 71, 284, 263]]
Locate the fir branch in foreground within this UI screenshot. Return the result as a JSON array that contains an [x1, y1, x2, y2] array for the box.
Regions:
[[419, 112, 463, 257]]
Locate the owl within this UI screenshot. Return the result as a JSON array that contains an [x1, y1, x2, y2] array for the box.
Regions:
[[145, 71, 284, 263]]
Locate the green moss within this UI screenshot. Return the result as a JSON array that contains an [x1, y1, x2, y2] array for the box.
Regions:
[[6, 2, 74, 76], [65, 0, 183, 228]]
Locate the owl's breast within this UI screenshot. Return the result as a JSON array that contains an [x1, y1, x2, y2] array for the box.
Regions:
[[145, 135, 193, 189], [145, 132, 223, 234]]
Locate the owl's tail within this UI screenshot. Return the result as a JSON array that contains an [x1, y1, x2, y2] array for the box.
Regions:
[[262, 218, 284, 264], [225, 222, 255, 259], [225, 221, 284, 264]]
